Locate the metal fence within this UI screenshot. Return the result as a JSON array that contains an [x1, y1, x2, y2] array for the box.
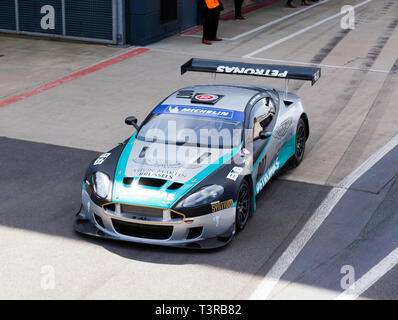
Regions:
[[0, 0, 125, 45]]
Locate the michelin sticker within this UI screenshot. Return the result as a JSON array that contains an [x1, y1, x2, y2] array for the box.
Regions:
[[153, 104, 244, 122], [227, 167, 243, 181]]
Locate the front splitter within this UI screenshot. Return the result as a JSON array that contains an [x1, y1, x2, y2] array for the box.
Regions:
[[74, 217, 235, 250]]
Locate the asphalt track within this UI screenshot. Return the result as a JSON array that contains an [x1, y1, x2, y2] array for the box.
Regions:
[[0, 0, 397, 299]]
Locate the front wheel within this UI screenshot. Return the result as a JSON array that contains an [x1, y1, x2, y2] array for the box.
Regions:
[[235, 180, 251, 232]]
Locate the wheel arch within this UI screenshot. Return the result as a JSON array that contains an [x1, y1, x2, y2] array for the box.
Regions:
[[243, 174, 256, 213], [300, 112, 310, 141]]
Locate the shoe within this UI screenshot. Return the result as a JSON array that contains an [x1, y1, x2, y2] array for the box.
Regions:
[[235, 16, 246, 20], [202, 40, 212, 45], [286, 2, 297, 8], [211, 37, 223, 41], [301, 1, 312, 5]]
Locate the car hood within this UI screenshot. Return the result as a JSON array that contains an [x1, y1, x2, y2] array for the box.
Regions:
[[111, 137, 240, 208], [125, 139, 232, 183]]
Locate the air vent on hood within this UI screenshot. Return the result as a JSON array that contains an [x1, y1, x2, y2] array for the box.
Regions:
[[123, 177, 134, 185], [138, 177, 167, 188], [167, 182, 184, 190], [176, 90, 194, 99]]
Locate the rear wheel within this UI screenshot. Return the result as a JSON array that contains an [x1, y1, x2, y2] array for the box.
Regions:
[[290, 119, 307, 168], [235, 180, 251, 232]]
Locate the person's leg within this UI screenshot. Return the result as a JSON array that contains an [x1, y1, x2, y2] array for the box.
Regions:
[[210, 8, 221, 40], [202, 9, 212, 43], [286, 0, 297, 8], [235, 0, 244, 18]]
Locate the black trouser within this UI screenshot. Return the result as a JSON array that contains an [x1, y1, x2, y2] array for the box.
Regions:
[[203, 7, 221, 40], [235, 0, 244, 18]]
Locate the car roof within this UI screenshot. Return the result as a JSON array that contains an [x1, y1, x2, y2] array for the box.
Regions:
[[163, 85, 267, 112]]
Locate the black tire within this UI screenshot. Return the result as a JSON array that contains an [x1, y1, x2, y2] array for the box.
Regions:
[[235, 180, 251, 232], [291, 118, 307, 168]]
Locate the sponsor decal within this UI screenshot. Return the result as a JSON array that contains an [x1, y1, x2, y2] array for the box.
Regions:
[[211, 199, 234, 213], [168, 106, 180, 113], [227, 166, 243, 181], [274, 118, 293, 140], [216, 65, 288, 78], [153, 104, 244, 121], [191, 94, 223, 105], [195, 94, 218, 101], [93, 153, 111, 166], [129, 168, 187, 181], [255, 160, 280, 194]]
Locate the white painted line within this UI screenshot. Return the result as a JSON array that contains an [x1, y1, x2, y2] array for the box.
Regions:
[[246, 56, 395, 74], [243, 0, 374, 58], [336, 247, 398, 300], [229, 0, 329, 41], [181, 34, 209, 39], [249, 133, 398, 300], [181, 0, 329, 41]]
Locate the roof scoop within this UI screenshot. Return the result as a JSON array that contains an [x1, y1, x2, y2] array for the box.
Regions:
[[176, 90, 194, 99]]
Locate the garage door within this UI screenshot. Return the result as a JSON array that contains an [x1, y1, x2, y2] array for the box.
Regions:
[[0, 0, 124, 44]]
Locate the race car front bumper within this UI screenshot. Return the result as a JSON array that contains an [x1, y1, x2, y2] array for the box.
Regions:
[[74, 190, 236, 249]]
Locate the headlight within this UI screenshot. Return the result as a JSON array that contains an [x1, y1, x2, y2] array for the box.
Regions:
[[92, 172, 111, 199], [182, 185, 224, 208]]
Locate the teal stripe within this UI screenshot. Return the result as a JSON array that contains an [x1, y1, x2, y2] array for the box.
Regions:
[[252, 134, 272, 173], [254, 134, 296, 195], [111, 137, 242, 209]]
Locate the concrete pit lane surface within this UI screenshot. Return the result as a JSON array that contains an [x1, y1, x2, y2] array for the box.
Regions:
[[0, 0, 397, 299]]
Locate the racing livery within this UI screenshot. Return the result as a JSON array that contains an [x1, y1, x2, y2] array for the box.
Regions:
[[75, 58, 321, 249]]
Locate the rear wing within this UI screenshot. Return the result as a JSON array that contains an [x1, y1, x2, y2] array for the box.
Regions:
[[181, 58, 321, 85]]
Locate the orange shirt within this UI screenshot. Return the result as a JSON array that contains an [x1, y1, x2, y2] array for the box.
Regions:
[[205, 0, 220, 9]]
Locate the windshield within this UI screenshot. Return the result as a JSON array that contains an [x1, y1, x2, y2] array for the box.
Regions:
[[137, 113, 243, 148]]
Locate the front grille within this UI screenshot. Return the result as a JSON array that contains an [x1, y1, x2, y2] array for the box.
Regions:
[[120, 204, 163, 218], [112, 219, 173, 240], [103, 203, 184, 223]]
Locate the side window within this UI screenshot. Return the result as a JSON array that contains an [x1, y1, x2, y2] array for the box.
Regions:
[[249, 98, 275, 139]]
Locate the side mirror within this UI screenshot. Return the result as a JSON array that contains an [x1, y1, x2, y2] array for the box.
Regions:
[[125, 116, 139, 130], [259, 130, 272, 140]]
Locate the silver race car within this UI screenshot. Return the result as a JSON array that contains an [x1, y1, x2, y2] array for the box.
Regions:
[[75, 58, 321, 249]]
